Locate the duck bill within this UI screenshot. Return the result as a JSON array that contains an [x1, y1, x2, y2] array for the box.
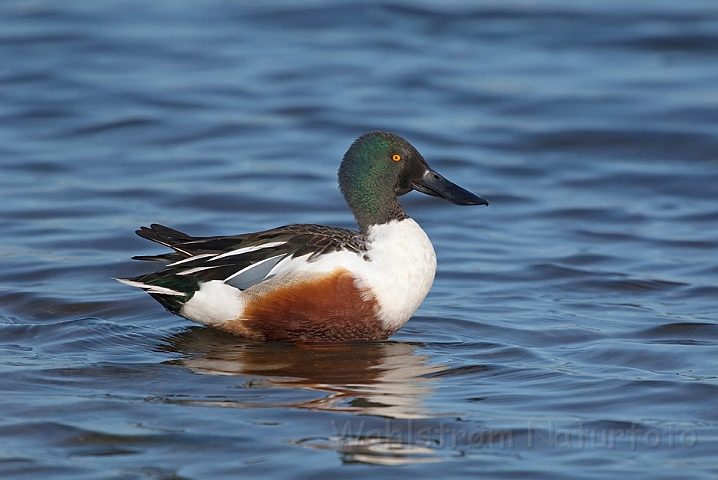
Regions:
[[412, 169, 489, 206]]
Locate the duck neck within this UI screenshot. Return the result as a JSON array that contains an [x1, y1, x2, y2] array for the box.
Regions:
[[347, 192, 408, 233]]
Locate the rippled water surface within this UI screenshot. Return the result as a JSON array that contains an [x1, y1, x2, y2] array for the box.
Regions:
[[2, 1, 718, 478]]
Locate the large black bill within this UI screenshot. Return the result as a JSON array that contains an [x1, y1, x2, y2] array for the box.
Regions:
[[412, 169, 489, 206]]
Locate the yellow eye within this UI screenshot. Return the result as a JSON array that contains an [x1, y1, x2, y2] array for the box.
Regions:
[[392, 154, 402, 162]]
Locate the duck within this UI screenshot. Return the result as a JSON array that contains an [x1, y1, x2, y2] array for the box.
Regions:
[[117, 131, 488, 341]]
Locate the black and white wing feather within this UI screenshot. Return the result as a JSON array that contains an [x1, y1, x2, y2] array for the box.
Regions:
[[123, 223, 366, 295]]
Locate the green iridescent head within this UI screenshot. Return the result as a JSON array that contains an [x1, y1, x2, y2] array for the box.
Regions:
[[338, 131, 488, 232]]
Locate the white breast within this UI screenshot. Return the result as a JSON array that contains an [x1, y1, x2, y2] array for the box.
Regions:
[[356, 219, 437, 332]]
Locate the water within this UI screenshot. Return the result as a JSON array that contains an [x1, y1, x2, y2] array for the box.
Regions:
[[1, 0, 717, 478]]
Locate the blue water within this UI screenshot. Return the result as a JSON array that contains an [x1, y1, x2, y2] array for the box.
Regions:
[[1, 1, 718, 478]]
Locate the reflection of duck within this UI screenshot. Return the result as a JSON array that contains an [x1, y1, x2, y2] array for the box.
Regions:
[[159, 327, 445, 419]]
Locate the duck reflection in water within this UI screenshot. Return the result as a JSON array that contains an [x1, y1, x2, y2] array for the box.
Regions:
[[158, 327, 445, 420]]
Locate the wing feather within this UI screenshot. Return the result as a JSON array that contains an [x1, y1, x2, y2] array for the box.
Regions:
[[125, 223, 367, 292]]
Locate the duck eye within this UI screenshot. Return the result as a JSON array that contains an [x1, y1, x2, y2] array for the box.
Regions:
[[392, 154, 402, 162]]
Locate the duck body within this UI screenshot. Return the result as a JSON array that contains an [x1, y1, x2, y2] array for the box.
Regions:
[[118, 131, 487, 341]]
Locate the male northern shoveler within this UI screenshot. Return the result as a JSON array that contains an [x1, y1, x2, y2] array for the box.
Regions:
[[117, 131, 488, 341]]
